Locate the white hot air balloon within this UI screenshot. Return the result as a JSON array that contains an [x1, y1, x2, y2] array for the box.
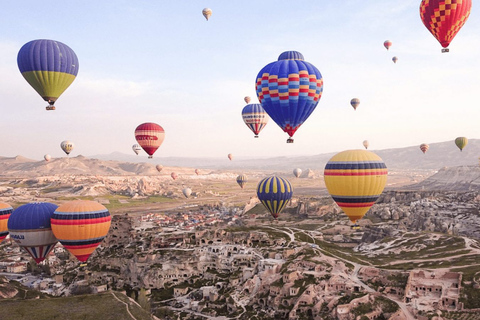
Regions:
[[293, 168, 302, 178], [202, 8, 212, 21], [60, 140, 74, 155], [182, 188, 192, 198], [363, 140, 369, 149], [132, 144, 142, 155], [44, 154, 51, 162]]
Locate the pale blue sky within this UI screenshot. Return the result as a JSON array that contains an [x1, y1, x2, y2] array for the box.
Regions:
[[1, 1, 479, 159]]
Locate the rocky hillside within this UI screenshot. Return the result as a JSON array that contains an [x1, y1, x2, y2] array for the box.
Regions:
[[406, 166, 480, 191]]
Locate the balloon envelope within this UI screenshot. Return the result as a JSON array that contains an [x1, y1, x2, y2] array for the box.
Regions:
[[392, 56, 398, 63], [17, 39, 79, 109], [8, 202, 58, 263], [236, 174, 248, 189], [132, 144, 142, 155], [324, 150, 387, 225], [228, 154, 233, 161], [156, 164, 163, 172], [350, 98, 360, 110], [202, 8, 212, 20], [182, 188, 192, 198], [293, 168, 302, 178], [171, 172, 178, 180], [61, 140, 74, 155], [135, 122, 165, 158], [363, 140, 369, 150], [0, 202, 13, 243], [257, 176, 293, 219], [384, 40, 392, 50], [242, 104, 269, 138], [44, 154, 51, 161], [420, 143, 429, 154], [256, 51, 323, 143], [244, 96, 251, 104], [195, 169, 200, 175], [51, 200, 111, 262], [455, 137, 468, 151], [420, 0, 472, 50]]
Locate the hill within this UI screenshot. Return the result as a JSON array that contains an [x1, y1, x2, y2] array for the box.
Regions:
[[405, 165, 480, 191]]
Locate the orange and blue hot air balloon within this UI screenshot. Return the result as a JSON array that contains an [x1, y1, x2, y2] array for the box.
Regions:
[[256, 176, 293, 219], [135, 122, 165, 158], [51, 200, 111, 262], [255, 51, 323, 143], [0, 202, 13, 243], [242, 104, 269, 138], [324, 150, 387, 228], [7, 202, 58, 263], [420, 0, 472, 52], [17, 39, 79, 110]]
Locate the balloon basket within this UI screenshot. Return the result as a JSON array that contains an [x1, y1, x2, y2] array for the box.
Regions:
[[254, 135, 259, 138], [287, 138, 294, 143], [46, 106, 56, 110], [442, 48, 449, 53], [148, 156, 153, 159]]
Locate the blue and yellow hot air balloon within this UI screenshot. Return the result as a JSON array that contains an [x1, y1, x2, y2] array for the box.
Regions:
[[236, 174, 248, 189], [7, 202, 58, 263], [324, 150, 387, 228], [51, 200, 111, 262], [255, 51, 323, 143], [0, 202, 13, 243], [17, 39, 79, 110], [257, 176, 293, 219], [242, 104, 269, 138]]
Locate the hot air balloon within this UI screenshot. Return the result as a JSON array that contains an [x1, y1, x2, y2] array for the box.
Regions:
[[51, 200, 111, 262], [0, 202, 13, 243], [257, 176, 293, 219], [182, 188, 192, 198], [156, 164, 163, 172], [8, 202, 58, 263], [171, 172, 178, 180], [195, 169, 200, 175], [61, 140, 74, 155], [384, 40, 392, 50], [363, 140, 369, 150], [420, 143, 429, 154], [44, 154, 51, 162], [17, 40, 79, 111], [293, 168, 302, 178], [228, 154, 233, 161], [242, 104, 269, 138], [392, 56, 398, 63], [202, 8, 212, 20], [244, 96, 251, 104], [350, 98, 360, 111], [135, 122, 165, 158], [324, 150, 388, 228], [236, 174, 248, 189], [455, 137, 468, 151], [132, 144, 142, 155], [256, 51, 323, 143], [420, 0, 472, 52]]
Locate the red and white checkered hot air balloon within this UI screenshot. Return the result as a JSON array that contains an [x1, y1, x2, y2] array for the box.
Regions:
[[135, 122, 165, 158]]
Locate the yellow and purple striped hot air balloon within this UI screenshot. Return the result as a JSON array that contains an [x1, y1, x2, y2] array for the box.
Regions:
[[236, 174, 248, 189], [324, 150, 387, 227], [0, 202, 13, 243], [256, 176, 293, 219], [51, 200, 111, 262], [17, 39, 79, 110]]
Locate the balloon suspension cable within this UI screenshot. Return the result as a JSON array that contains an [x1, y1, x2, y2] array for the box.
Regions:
[[442, 48, 450, 53], [287, 138, 294, 144]]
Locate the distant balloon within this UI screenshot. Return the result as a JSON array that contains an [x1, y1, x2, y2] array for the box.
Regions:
[[324, 150, 388, 227], [132, 144, 142, 155], [44, 154, 51, 162], [135, 122, 165, 158], [195, 169, 200, 175], [293, 168, 302, 178], [182, 188, 192, 198], [384, 40, 392, 50], [420, 0, 472, 52], [156, 164, 163, 172], [363, 140, 369, 150], [455, 137, 468, 152], [244, 96, 251, 104], [202, 8, 212, 20], [171, 172, 178, 180], [256, 51, 323, 143], [236, 174, 248, 189], [51, 200, 111, 262], [392, 56, 398, 63], [420, 143, 429, 154], [257, 176, 293, 219], [17, 39, 79, 110], [228, 154, 233, 161], [0, 202, 13, 243], [61, 140, 74, 155], [350, 98, 360, 111], [8, 202, 58, 263], [242, 104, 269, 138]]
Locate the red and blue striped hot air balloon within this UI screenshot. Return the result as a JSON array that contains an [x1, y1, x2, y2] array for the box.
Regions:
[[256, 176, 293, 219], [17, 39, 79, 110], [255, 51, 323, 143], [51, 200, 111, 262], [7, 202, 58, 263], [0, 202, 13, 243], [241, 104, 269, 138], [135, 122, 165, 158]]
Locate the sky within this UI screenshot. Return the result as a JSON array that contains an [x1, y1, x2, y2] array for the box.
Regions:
[[1, 1, 479, 160]]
